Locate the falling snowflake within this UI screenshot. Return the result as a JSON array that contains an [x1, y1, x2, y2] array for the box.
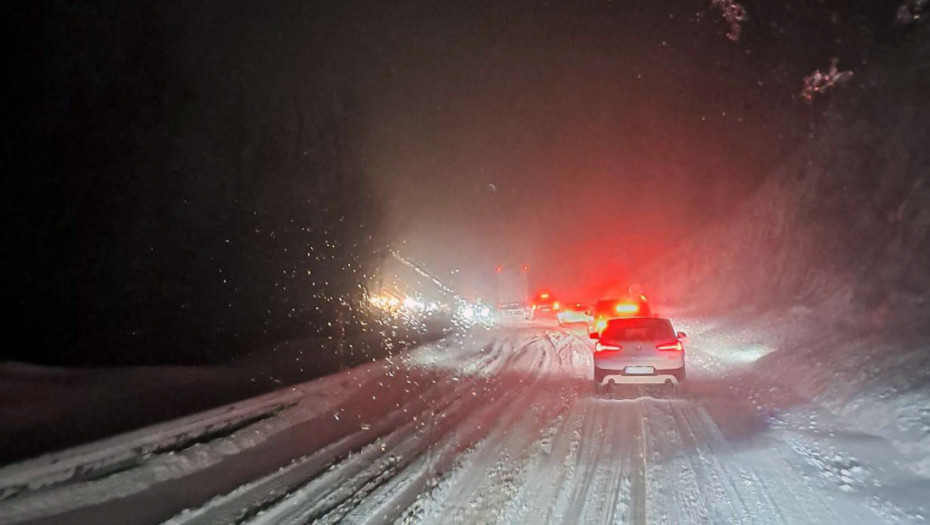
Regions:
[[896, 0, 928, 24], [710, 0, 748, 42]]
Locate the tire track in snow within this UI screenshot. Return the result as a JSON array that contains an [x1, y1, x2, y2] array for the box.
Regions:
[[393, 331, 590, 524], [631, 401, 648, 525], [560, 398, 640, 525], [356, 332, 587, 522], [162, 336, 528, 525], [357, 334, 578, 524], [513, 341, 591, 524], [639, 400, 714, 524], [507, 386, 585, 524], [426, 336, 568, 523], [641, 400, 885, 524], [233, 336, 553, 524]]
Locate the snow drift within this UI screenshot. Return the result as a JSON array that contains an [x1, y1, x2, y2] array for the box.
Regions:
[[640, 22, 930, 475]]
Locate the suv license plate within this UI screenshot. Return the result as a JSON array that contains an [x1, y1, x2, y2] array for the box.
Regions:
[[624, 366, 655, 375]]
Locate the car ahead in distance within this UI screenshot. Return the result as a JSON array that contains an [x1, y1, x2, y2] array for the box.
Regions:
[[589, 296, 653, 336], [590, 317, 686, 397], [557, 303, 591, 325], [530, 291, 560, 320], [497, 301, 529, 319]]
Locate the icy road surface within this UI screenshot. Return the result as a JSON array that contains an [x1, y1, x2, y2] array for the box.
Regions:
[[1, 323, 926, 524]]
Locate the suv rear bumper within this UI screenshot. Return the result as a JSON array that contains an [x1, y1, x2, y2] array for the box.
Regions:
[[595, 365, 685, 385]]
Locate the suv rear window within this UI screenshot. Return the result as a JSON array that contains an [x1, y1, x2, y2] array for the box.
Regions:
[[601, 318, 674, 342]]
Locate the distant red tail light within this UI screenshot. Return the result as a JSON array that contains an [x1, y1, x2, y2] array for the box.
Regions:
[[656, 340, 683, 351]]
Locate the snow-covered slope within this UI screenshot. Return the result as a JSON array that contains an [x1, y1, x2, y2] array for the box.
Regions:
[[643, 23, 930, 318], [631, 22, 930, 502]]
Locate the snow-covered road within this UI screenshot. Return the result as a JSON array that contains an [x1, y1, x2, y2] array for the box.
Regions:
[[1, 322, 926, 524]]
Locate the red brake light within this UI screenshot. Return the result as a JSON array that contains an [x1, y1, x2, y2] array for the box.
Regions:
[[595, 342, 621, 353], [656, 340, 683, 351], [553, 301, 560, 310]]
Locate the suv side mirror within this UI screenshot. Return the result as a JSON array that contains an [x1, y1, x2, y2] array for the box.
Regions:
[[677, 331, 688, 339], [589, 332, 599, 340]]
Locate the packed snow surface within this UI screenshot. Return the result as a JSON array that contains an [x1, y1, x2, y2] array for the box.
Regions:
[[1, 321, 927, 524]]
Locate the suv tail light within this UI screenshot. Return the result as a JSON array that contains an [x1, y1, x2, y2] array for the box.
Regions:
[[656, 340, 683, 352], [594, 342, 621, 353]]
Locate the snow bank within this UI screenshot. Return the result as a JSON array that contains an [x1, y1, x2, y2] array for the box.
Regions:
[[641, 24, 930, 477], [0, 385, 304, 500], [0, 328, 500, 523]]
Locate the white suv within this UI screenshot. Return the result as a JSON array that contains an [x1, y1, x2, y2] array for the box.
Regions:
[[591, 317, 686, 395]]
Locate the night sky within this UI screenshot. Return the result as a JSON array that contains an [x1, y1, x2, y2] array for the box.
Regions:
[[359, 0, 895, 300], [1, 0, 901, 363]]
